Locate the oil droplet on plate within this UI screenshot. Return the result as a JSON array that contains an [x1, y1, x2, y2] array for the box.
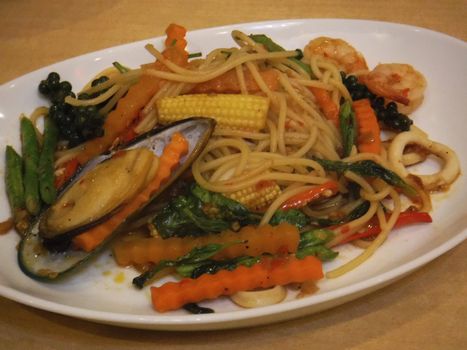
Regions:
[[113, 271, 125, 284]]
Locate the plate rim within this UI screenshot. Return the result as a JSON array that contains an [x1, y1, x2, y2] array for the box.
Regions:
[[0, 18, 466, 330]]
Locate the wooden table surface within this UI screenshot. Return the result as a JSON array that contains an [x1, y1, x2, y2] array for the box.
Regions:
[[0, 1, 466, 349]]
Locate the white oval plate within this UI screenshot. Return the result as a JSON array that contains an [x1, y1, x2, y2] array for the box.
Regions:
[[0, 19, 466, 331]]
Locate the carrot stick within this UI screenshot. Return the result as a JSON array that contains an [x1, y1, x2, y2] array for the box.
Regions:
[[113, 222, 299, 266], [309, 87, 339, 126], [192, 68, 279, 94], [150, 255, 323, 312], [280, 181, 339, 210], [72, 132, 189, 252], [352, 98, 382, 154], [75, 26, 189, 166]]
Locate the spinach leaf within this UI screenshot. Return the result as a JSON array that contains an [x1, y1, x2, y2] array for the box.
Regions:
[[297, 229, 338, 261], [133, 242, 237, 289], [315, 158, 417, 197], [153, 195, 229, 238], [187, 256, 261, 279], [248, 34, 314, 78], [191, 184, 259, 224], [152, 185, 260, 239], [183, 303, 214, 314], [314, 200, 370, 227], [270, 209, 310, 229]]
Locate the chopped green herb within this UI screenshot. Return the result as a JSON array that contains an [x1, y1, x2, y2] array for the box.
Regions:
[[188, 52, 202, 59], [112, 61, 130, 73]]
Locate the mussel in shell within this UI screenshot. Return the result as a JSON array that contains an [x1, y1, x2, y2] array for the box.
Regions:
[[18, 117, 215, 281], [39, 147, 160, 239]]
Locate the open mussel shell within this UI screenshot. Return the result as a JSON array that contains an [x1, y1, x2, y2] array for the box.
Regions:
[[38, 147, 160, 240], [18, 117, 215, 281]]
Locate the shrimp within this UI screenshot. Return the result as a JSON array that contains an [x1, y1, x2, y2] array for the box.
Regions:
[[360, 63, 427, 114], [304, 37, 368, 74]]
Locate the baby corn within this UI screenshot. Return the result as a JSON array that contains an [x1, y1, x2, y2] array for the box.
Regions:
[[226, 181, 281, 212], [157, 93, 269, 131]]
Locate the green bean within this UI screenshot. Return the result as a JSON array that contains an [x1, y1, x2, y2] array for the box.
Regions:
[[5, 146, 24, 210], [5, 145, 30, 235], [20, 117, 41, 215], [38, 116, 58, 204]]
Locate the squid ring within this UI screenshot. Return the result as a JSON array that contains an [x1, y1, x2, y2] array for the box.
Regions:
[[388, 130, 460, 191], [402, 152, 427, 166], [230, 285, 287, 308]]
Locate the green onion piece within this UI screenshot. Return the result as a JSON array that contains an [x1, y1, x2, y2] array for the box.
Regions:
[[188, 52, 202, 59], [112, 61, 130, 73]]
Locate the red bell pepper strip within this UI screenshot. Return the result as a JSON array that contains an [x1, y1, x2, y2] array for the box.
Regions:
[[338, 211, 432, 245], [281, 181, 339, 210]]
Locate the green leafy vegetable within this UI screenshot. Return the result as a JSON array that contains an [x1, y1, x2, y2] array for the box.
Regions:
[[185, 255, 260, 279], [183, 303, 214, 314], [270, 209, 310, 229], [152, 184, 260, 238], [297, 229, 338, 261], [133, 242, 237, 289], [315, 158, 417, 197], [192, 185, 258, 222], [249, 34, 314, 77], [313, 200, 371, 227]]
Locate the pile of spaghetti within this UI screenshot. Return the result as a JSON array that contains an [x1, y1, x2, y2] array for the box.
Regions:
[[6, 24, 461, 313]]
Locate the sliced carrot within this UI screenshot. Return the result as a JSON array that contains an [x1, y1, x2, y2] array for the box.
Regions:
[[352, 98, 381, 154], [112, 222, 299, 266], [72, 132, 189, 252], [150, 255, 323, 312], [192, 68, 279, 94], [309, 87, 339, 126], [75, 26, 189, 166], [54, 158, 80, 189], [280, 181, 339, 210], [165, 23, 187, 51]]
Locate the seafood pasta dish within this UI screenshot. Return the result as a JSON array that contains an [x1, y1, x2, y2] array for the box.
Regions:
[[1, 23, 460, 313]]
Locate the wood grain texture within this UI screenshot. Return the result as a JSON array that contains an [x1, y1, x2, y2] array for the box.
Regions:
[[0, 0, 466, 349]]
